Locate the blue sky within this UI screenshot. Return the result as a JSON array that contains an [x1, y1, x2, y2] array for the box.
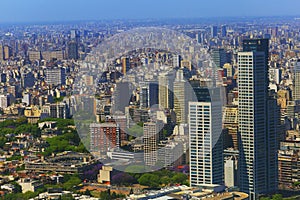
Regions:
[[1, 0, 299, 22]]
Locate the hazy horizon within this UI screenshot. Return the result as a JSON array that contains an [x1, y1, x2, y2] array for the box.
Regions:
[[1, 0, 300, 23]]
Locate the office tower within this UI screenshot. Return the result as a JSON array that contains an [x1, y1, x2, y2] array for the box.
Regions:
[[149, 82, 159, 107], [293, 61, 300, 101], [139, 82, 158, 109], [0, 45, 3, 60], [49, 102, 70, 119], [189, 87, 223, 187], [221, 25, 227, 37], [143, 121, 164, 166], [90, 123, 120, 154], [140, 85, 149, 109], [242, 39, 269, 66], [238, 39, 278, 199], [45, 67, 66, 86], [196, 32, 204, 44], [211, 48, 227, 68], [173, 55, 181, 68], [22, 72, 35, 88], [121, 57, 130, 75], [158, 71, 175, 110], [3, 45, 12, 60], [173, 69, 188, 124], [211, 26, 218, 38], [223, 105, 239, 150], [113, 82, 132, 113], [70, 29, 80, 42], [267, 91, 281, 190], [68, 41, 79, 60]]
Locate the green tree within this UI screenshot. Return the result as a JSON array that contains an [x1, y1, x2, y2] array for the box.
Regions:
[[63, 174, 82, 191], [171, 173, 188, 184], [272, 194, 283, 200], [160, 176, 171, 186], [138, 174, 160, 188]]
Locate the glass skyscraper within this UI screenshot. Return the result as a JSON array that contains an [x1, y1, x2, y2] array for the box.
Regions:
[[238, 39, 278, 199]]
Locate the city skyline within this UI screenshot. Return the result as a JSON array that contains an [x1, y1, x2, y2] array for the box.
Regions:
[[0, 0, 300, 23]]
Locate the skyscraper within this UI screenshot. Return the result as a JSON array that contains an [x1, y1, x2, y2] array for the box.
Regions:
[[211, 48, 227, 68], [121, 57, 130, 75], [140, 81, 159, 109], [293, 61, 300, 101], [144, 121, 163, 166], [3, 45, 12, 60], [68, 41, 79, 60], [173, 69, 188, 124], [189, 86, 223, 187], [113, 82, 132, 113], [0, 45, 4, 60], [221, 25, 227, 37], [238, 39, 278, 199], [158, 71, 175, 110], [211, 26, 218, 38]]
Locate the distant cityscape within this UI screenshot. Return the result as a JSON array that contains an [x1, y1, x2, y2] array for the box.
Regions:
[[0, 16, 299, 200]]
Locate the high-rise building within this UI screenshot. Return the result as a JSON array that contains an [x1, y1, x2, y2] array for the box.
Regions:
[[90, 122, 120, 155], [211, 48, 227, 68], [45, 67, 66, 86], [68, 41, 79, 60], [189, 87, 223, 187], [149, 82, 159, 107], [173, 70, 188, 124], [269, 68, 282, 85], [238, 39, 278, 199], [143, 121, 164, 166], [223, 105, 239, 150], [49, 102, 70, 119], [3, 45, 12, 60], [173, 55, 181, 68], [221, 25, 227, 37], [139, 81, 158, 109], [196, 32, 204, 44], [70, 29, 80, 42], [0, 45, 3, 60], [22, 72, 35, 88], [293, 61, 300, 101], [158, 71, 175, 110], [113, 82, 132, 113], [211, 26, 218, 38], [112, 113, 128, 146], [121, 57, 130, 75]]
